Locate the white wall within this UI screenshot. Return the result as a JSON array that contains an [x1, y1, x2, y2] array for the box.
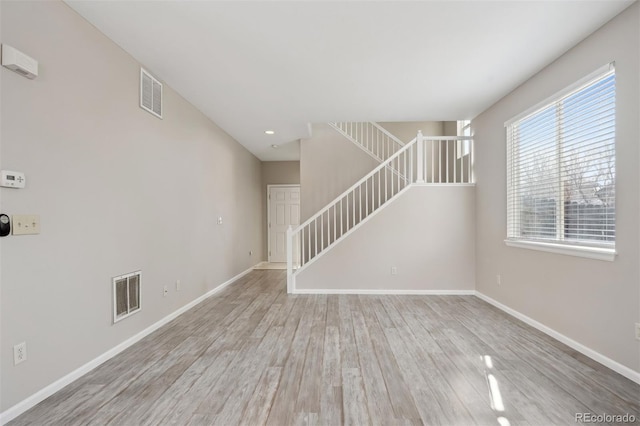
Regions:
[[296, 186, 475, 292], [0, 0, 262, 411], [473, 3, 639, 374], [261, 161, 300, 258]]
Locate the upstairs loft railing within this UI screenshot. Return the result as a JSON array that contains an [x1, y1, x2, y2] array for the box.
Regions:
[[329, 122, 404, 162], [287, 131, 474, 292]]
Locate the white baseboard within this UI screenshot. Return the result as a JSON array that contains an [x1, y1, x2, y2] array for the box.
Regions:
[[0, 264, 258, 425], [475, 291, 640, 385], [292, 288, 475, 295]]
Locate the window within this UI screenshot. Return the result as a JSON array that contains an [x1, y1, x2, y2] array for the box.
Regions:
[[505, 64, 615, 260], [457, 119, 472, 159], [458, 119, 472, 137], [113, 271, 141, 323]]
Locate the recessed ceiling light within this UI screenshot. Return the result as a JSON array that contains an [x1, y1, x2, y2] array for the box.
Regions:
[[271, 144, 279, 149], [265, 130, 275, 135]]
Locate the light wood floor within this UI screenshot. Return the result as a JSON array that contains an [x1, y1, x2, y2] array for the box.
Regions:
[[10, 270, 639, 425]]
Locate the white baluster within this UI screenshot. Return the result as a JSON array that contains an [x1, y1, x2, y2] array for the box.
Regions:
[[416, 131, 424, 183], [438, 141, 442, 183], [409, 144, 414, 183], [352, 191, 355, 225], [365, 178, 369, 216], [470, 139, 475, 183], [385, 166, 388, 202], [358, 186, 362, 222], [308, 226, 312, 263], [340, 199, 344, 236], [390, 158, 394, 196], [333, 203, 338, 242], [454, 140, 457, 183], [403, 150, 407, 185], [346, 196, 349, 230], [377, 172, 381, 209], [321, 212, 324, 250], [446, 140, 449, 183], [397, 155, 400, 190], [431, 139, 435, 183]]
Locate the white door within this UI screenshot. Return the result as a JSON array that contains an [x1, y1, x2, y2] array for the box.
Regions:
[[268, 186, 300, 263]]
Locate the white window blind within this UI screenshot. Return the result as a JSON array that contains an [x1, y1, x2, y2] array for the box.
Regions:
[[506, 64, 615, 250]]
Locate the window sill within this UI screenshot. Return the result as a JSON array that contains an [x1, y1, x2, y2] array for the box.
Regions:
[[504, 239, 616, 262]]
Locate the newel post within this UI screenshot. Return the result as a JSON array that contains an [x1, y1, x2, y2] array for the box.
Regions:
[[286, 225, 293, 293], [416, 130, 424, 183]]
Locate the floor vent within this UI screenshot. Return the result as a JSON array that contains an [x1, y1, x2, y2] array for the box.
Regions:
[[140, 68, 163, 119], [113, 271, 141, 323]]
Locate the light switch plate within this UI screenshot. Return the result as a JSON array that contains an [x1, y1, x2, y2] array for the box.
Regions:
[[12, 215, 40, 235]]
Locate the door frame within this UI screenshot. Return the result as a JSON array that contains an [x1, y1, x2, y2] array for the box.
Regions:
[[267, 184, 301, 263]]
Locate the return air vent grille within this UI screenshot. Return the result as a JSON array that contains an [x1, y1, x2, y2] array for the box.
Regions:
[[113, 271, 141, 323], [140, 68, 162, 119]]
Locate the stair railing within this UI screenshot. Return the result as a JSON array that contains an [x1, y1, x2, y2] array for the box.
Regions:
[[287, 131, 474, 292], [329, 122, 404, 162]]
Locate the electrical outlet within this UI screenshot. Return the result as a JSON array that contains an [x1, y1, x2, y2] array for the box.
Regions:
[[391, 266, 397, 275], [163, 286, 168, 297], [217, 216, 223, 225], [176, 280, 181, 291], [635, 323, 640, 341], [497, 274, 502, 285], [14, 342, 27, 365]]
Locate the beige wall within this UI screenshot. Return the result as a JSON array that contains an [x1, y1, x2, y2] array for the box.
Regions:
[[473, 3, 639, 374], [296, 186, 475, 291], [377, 121, 444, 143], [261, 161, 300, 258], [0, 0, 263, 411], [443, 121, 458, 136], [300, 123, 379, 220]]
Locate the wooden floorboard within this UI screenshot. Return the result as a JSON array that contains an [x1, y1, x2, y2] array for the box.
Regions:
[[9, 270, 640, 426]]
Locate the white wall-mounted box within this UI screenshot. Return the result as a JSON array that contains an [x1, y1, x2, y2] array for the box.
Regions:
[[2, 44, 38, 79], [1, 170, 26, 188]]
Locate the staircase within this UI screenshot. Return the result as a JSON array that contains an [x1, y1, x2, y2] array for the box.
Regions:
[[329, 122, 404, 162], [286, 124, 474, 292]]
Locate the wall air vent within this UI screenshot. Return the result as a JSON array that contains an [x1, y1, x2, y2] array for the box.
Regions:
[[140, 68, 162, 119], [113, 271, 142, 323]]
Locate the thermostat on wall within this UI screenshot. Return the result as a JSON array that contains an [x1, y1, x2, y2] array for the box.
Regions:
[[1, 170, 26, 188]]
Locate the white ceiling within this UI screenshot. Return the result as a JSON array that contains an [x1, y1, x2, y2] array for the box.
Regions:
[[65, 0, 633, 161]]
